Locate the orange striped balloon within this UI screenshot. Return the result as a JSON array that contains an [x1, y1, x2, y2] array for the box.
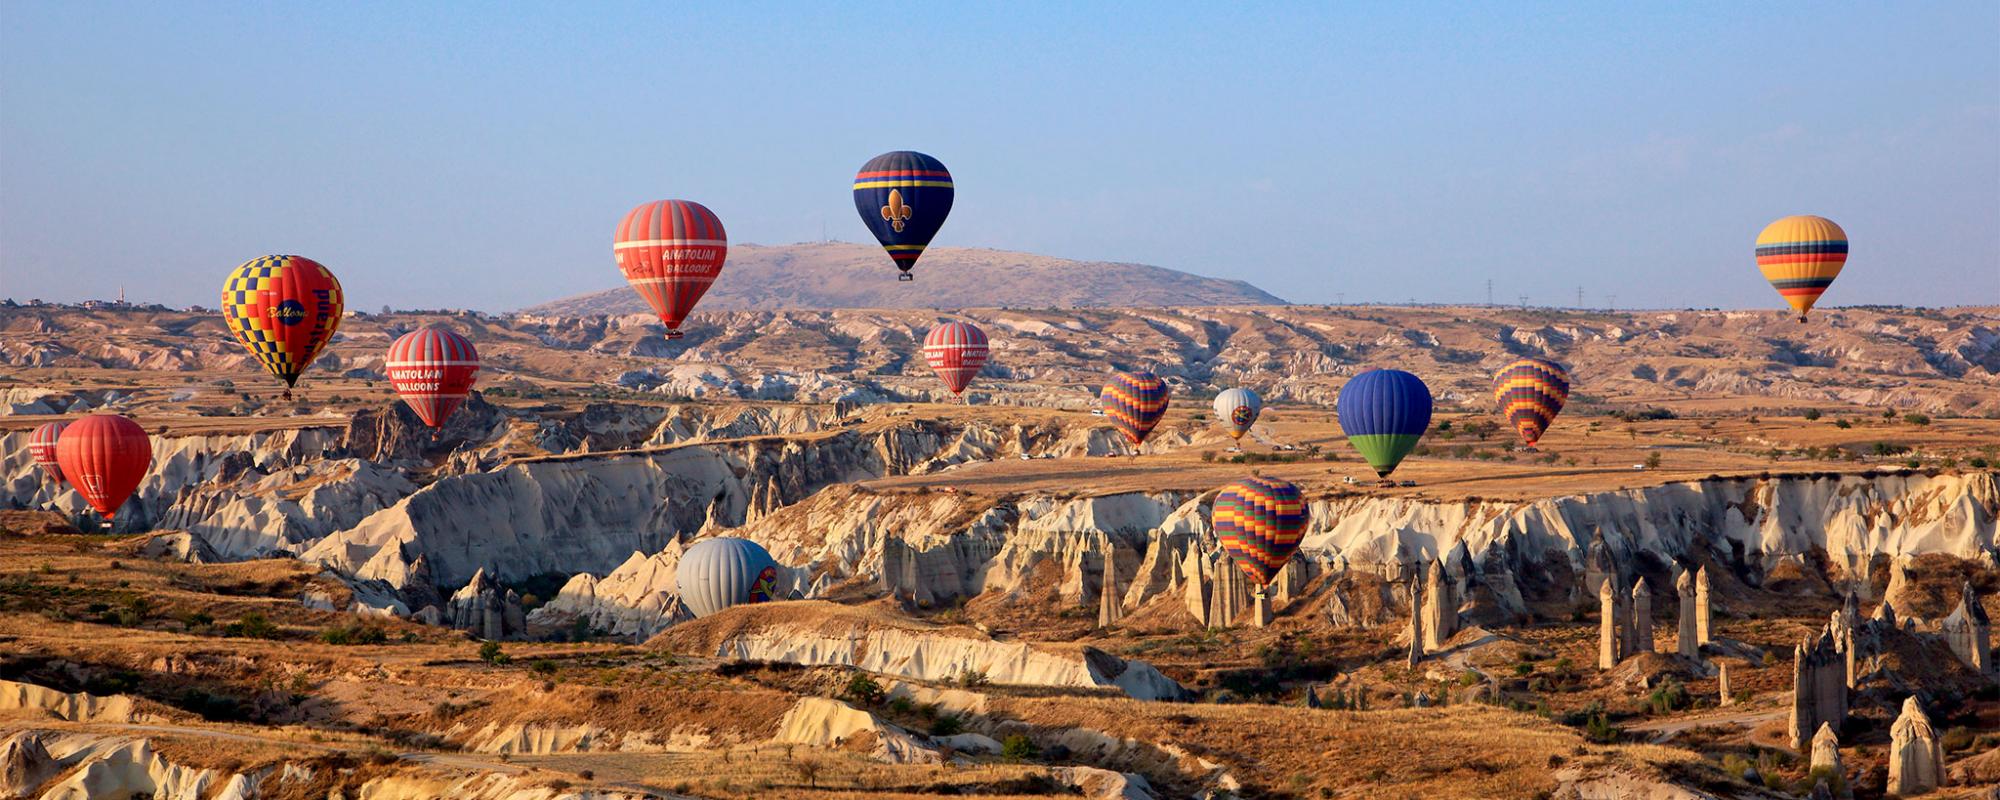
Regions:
[[1756, 215, 1847, 322], [614, 200, 727, 339]]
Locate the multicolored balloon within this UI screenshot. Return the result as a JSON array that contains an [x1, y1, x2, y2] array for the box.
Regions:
[[386, 325, 481, 431], [1756, 215, 1847, 322], [923, 321, 989, 398], [1213, 476, 1308, 587], [853, 151, 953, 281], [1101, 370, 1170, 448], [54, 414, 152, 522], [677, 537, 780, 618], [1211, 387, 1263, 441], [615, 200, 727, 339], [220, 255, 345, 399], [1336, 369, 1433, 478], [1493, 358, 1570, 448], [28, 420, 66, 484]]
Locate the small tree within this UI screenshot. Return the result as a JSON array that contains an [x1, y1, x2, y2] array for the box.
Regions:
[[1802, 408, 1821, 421], [1001, 733, 1039, 760], [792, 758, 823, 788], [478, 641, 510, 665], [1645, 452, 1663, 469], [843, 673, 884, 706]]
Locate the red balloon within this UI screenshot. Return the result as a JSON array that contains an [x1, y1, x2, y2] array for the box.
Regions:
[[923, 322, 989, 396], [54, 414, 152, 520], [28, 420, 66, 484], [614, 200, 727, 339], [386, 325, 481, 429]]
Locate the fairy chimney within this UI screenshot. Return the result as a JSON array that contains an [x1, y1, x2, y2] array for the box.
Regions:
[[1887, 696, 1943, 795], [1676, 568, 1700, 659]]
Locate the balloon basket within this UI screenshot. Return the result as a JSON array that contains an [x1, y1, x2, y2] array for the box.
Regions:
[[664, 330, 684, 340], [898, 274, 914, 282], [282, 390, 293, 401], [1797, 315, 1809, 323]]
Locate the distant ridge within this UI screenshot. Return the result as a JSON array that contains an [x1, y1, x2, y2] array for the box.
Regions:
[[521, 242, 1287, 314]]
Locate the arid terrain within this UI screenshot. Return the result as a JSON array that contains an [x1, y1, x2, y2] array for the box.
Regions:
[[2, 302, 1996, 800]]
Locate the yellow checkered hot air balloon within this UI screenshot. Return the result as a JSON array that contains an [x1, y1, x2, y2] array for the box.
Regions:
[[220, 255, 345, 399], [1755, 215, 1847, 322]]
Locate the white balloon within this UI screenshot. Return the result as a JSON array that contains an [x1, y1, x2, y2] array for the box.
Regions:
[[677, 537, 779, 618], [1212, 387, 1263, 440]]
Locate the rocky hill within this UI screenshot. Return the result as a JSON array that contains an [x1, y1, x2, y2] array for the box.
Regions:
[[521, 242, 1287, 313]]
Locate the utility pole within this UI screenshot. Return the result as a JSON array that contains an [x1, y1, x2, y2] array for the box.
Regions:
[[1576, 286, 1584, 308], [1517, 294, 1529, 309], [1606, 294, 1617, 311], [1485, 279, 1494, 306], [1335, 292, 1345, 306]]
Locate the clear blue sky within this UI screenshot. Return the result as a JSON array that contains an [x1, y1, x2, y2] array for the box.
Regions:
[[4, 2, 1996, 311]]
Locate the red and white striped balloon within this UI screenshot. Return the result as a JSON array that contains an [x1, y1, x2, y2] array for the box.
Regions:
[[28, 420, 67, 484], [54, 414, 152, 521], [923, 321, 989, 397], [614, 200, 727, 339], [385, 325, 480, 430]]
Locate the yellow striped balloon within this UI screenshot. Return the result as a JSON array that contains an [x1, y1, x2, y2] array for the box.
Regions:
[[1755, 215, 1847, 322]]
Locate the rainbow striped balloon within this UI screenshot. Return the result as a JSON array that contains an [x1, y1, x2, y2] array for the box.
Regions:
[[1756, 215, 1847, 322], [1101, 370, 1169, 447], [1493, 358, 1570, 448], [1214, 476, 1308, 587]]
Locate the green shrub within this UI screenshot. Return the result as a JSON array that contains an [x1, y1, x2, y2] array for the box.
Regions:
[[318, 622, 388, 645], [226, 613, 280, 640], [1903, 412, 1931, 426], [1001, 733, 1039, 760], [928, 714, 965, 737], [843, 673, 884, 706], [478, 641, 510, 665]]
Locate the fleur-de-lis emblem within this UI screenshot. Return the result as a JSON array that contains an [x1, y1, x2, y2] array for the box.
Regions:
[[881, 189, 913, 232]]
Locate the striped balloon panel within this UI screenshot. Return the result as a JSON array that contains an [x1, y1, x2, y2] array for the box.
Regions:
[[614, 200, 728, 334], [1214, 476, 1308, 587], [1101, 370, 1170, 446], [53, 414, 152, 520], [852, 151, 953, 276], [386, 325, 481, 428], [1755, 215, 1847, 315], [220, 255, 345, 387], [1492, 358, 1570, 447], [923, 322, 989, 395], [1336, 369, 1433, 477], [29, 420, 67, 484], [678, 537, 780, 619], [1211, 387, 1262, 440]]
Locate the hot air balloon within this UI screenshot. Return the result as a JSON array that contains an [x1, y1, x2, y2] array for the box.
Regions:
[[1211, 387, 1263, 445], [923, 321, 989, 399], [1101, 371, 1169, 449], [1213, 476, 1308, 587], [853, 151, 953, 281], [677, 537, 780, 618], [1756, 215, 1847, 322], [28, 420, 66, 485], [220, 255, 345, 400], [386, 325, 481, 433], [1493, 358, 1570, 449], [1336, 369, 1433, 481], [54, 414, 152, 523], [614, 200, 728, 339]]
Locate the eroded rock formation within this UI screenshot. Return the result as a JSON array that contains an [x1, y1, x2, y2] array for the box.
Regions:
[[1888, 696, 1944, 796]]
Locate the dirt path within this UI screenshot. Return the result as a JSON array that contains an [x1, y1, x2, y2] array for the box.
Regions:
[[1625, 707, 1784, 743]]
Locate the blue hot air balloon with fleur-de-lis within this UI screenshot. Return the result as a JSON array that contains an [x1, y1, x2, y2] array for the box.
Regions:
[[853, 151, 953, 281]]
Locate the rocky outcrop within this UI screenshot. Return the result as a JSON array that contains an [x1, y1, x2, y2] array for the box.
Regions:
[[1676, 568, 1700, 659], [1718, 663, 1733, 705], [1888, 696, 1944, 796], [0, 679, 157, 724], [1629, 581, 1654, 655], [526, 546, 694, 640], [0, 732, 58, 798], [1695, 566, 1713, 646], [653, 603, 1189, 700], [1599, 577, 1621, 670], [771, 697, 939, 764], [1788, 624, 1848, 752], [445, 568, 526, 641], [1809, 722, 1841, 775], [1098, 544, 1123, 628], [1939, 581, 1991, 673], [1420, 558, 1457, 652]]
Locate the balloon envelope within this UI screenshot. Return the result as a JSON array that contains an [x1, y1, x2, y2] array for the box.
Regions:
[[1336, 369, 1433, 477], [853, 151, 953, 280], [54, 414, 152, 520], [678, 537, 780, 618], [615, 200, 728, 338], [387, 325, 481, 429], [29, 420, 66, 484], [1213, 476, 1308, 587], [1101, 371, 1170, 447], [1493, 358, 1570, 447], [1211, 387, 1263, 441], [1756, 215, 1847, 320], [220, 255, 345, 390], [923, 322, 989, 396]]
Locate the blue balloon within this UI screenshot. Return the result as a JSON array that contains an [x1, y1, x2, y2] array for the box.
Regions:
[[853, 151, 954, 281], [1336, 369, 1434, 477]]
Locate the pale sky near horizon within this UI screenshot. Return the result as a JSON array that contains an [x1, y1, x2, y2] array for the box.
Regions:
[[3, 2, 1996, 311]]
